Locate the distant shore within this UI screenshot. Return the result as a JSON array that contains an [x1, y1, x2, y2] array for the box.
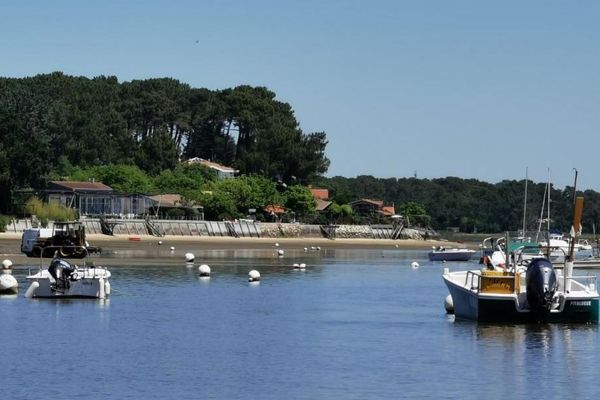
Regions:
[[0, 232, 470, 266]]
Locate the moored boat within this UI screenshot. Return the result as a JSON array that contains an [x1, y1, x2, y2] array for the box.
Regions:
[[25, 257, 111, 299], [444, 195, 599, 323], [443, 261, 598, 323], [428, 247, 476, 261]]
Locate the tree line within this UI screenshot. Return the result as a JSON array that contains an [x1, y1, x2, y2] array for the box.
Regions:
[[313, 175, 600, 235], [3, 73, 600, 234], [0, 72, 329, 211]]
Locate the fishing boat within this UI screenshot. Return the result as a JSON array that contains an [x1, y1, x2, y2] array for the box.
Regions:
[[443, 196, 599, 323], [428, 246, 476, 262], [24, 257, 111, 299]]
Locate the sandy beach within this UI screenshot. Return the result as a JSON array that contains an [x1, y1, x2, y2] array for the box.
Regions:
[[0, 231, 466, 266]]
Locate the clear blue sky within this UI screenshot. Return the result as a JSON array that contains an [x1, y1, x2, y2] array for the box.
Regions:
[[1, 1, 598, 190]]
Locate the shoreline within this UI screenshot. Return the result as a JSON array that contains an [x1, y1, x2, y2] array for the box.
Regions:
[[0, 232, 473, 266], [0, 231, 464, 249]]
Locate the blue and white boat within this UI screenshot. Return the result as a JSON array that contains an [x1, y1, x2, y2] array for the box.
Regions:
[[443, 196, 599, 323], [428, 247, 476, 262]]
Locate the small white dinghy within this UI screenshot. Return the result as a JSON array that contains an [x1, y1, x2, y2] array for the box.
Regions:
[[25, 258, 111, 299]]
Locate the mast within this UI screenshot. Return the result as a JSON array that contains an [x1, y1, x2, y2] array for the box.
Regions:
[[535, 180, 548, 242], [547, 169, 551, 234], [572, 168, 578, 207], [522, 167, 528, 236]]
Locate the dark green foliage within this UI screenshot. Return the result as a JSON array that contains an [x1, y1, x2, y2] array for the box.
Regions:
[[70, 165, 154, 194], [283, 185, 316, 222], [312, 176, 596, 234], [0, 215, 10, 231], [0, 73, 330, 212]]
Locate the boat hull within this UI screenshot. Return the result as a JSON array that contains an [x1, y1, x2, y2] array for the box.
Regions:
[[429, 251, 475, 262], [26, 268, 110, 299], [444, 275, 599, 323]]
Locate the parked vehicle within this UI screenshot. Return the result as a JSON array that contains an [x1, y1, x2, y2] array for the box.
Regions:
[[21, 221, 101, 258]]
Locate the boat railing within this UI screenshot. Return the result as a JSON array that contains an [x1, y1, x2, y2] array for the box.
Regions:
[[562, 274, 597, 293], [465, 271, 485, 292], [464, 270, 519, 294]]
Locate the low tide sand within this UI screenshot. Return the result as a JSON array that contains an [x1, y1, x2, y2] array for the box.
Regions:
[[0, 232, 468, 266]]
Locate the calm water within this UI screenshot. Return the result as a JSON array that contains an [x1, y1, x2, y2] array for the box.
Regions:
[[2, 249, 600, 399]]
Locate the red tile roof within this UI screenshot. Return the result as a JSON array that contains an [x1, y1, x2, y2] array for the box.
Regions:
[[380, 205, 396, 216], [310, 188, 329, 200], [264, 204, 285, 214]]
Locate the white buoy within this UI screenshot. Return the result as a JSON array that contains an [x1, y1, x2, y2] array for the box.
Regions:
[[170, 246, 175, 252], [199, 264, 211, 277], [158, 240, 163, 245], [0, 274, 18, 295], [293, 263, 300, 269], [316, 246, 321, 251], [277, 249, 284, 257], [275, 242, 280, 247], [411, 262, 419, 269], [25, 281, 39, 298], [395, 244, 399, 248], [248, 270, 260, 282], [444, 294, 454, 314], [185, 252, 195, 262], [0, 259, 17, 295], [303, 247, 308, 252], [104, 280, 111, 296], [299, 263, 306, 269]]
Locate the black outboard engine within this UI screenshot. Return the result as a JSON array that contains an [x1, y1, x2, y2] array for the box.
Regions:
[[526, 258, 558, 315], [48, 259, 77, 293]]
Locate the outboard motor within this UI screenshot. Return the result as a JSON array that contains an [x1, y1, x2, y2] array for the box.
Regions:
[[48, 259, 77, 293], [526, 258, 557, 315]]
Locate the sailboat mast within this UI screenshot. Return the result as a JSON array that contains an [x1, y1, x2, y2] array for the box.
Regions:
[[547, 169, 551, 233], [572, 168, 578, 206], [522, 167, 528, 236], [536, 180, 548, 242]]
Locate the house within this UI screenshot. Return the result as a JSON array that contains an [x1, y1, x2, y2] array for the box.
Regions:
[[309, 187, 329, 201], [349, 199, 395, 217], [148, 194, 204, 220], [44, 181, 156, 217], [185, 157, 238, 179], [309, 186, 332, 212]]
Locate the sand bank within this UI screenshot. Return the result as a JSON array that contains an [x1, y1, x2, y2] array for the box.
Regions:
[[0, 232, 470, 267]]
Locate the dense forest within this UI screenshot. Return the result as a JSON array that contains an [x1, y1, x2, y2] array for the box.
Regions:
[[1, 72, 599, 234], [0, 72, 329, 203], [313, 175, 600, 234]]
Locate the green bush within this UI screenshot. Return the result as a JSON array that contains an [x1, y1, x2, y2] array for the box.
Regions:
[[25, 197, 76, 223], [0, 215, 10, 232]]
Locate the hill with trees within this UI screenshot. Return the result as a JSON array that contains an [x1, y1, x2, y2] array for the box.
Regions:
[[2, 72, 600, 234], [0, 72, 329, 210]]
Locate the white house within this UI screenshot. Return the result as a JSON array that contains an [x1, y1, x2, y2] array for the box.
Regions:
[[185, 158, 238, 179]]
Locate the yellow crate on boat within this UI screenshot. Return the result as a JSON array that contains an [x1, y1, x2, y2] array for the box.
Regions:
[[480, 270, 519, 294]]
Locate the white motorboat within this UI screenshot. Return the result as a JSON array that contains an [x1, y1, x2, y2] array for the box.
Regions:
[[428, 247, 476, 261], [444, 196, 599, 323], [443, 260, 598, 323], [25, 258, 111, 299], [538, 232, 575, 263]]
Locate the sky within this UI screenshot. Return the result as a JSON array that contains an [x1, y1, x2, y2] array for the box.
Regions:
[[1, 0, 599, 190]]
